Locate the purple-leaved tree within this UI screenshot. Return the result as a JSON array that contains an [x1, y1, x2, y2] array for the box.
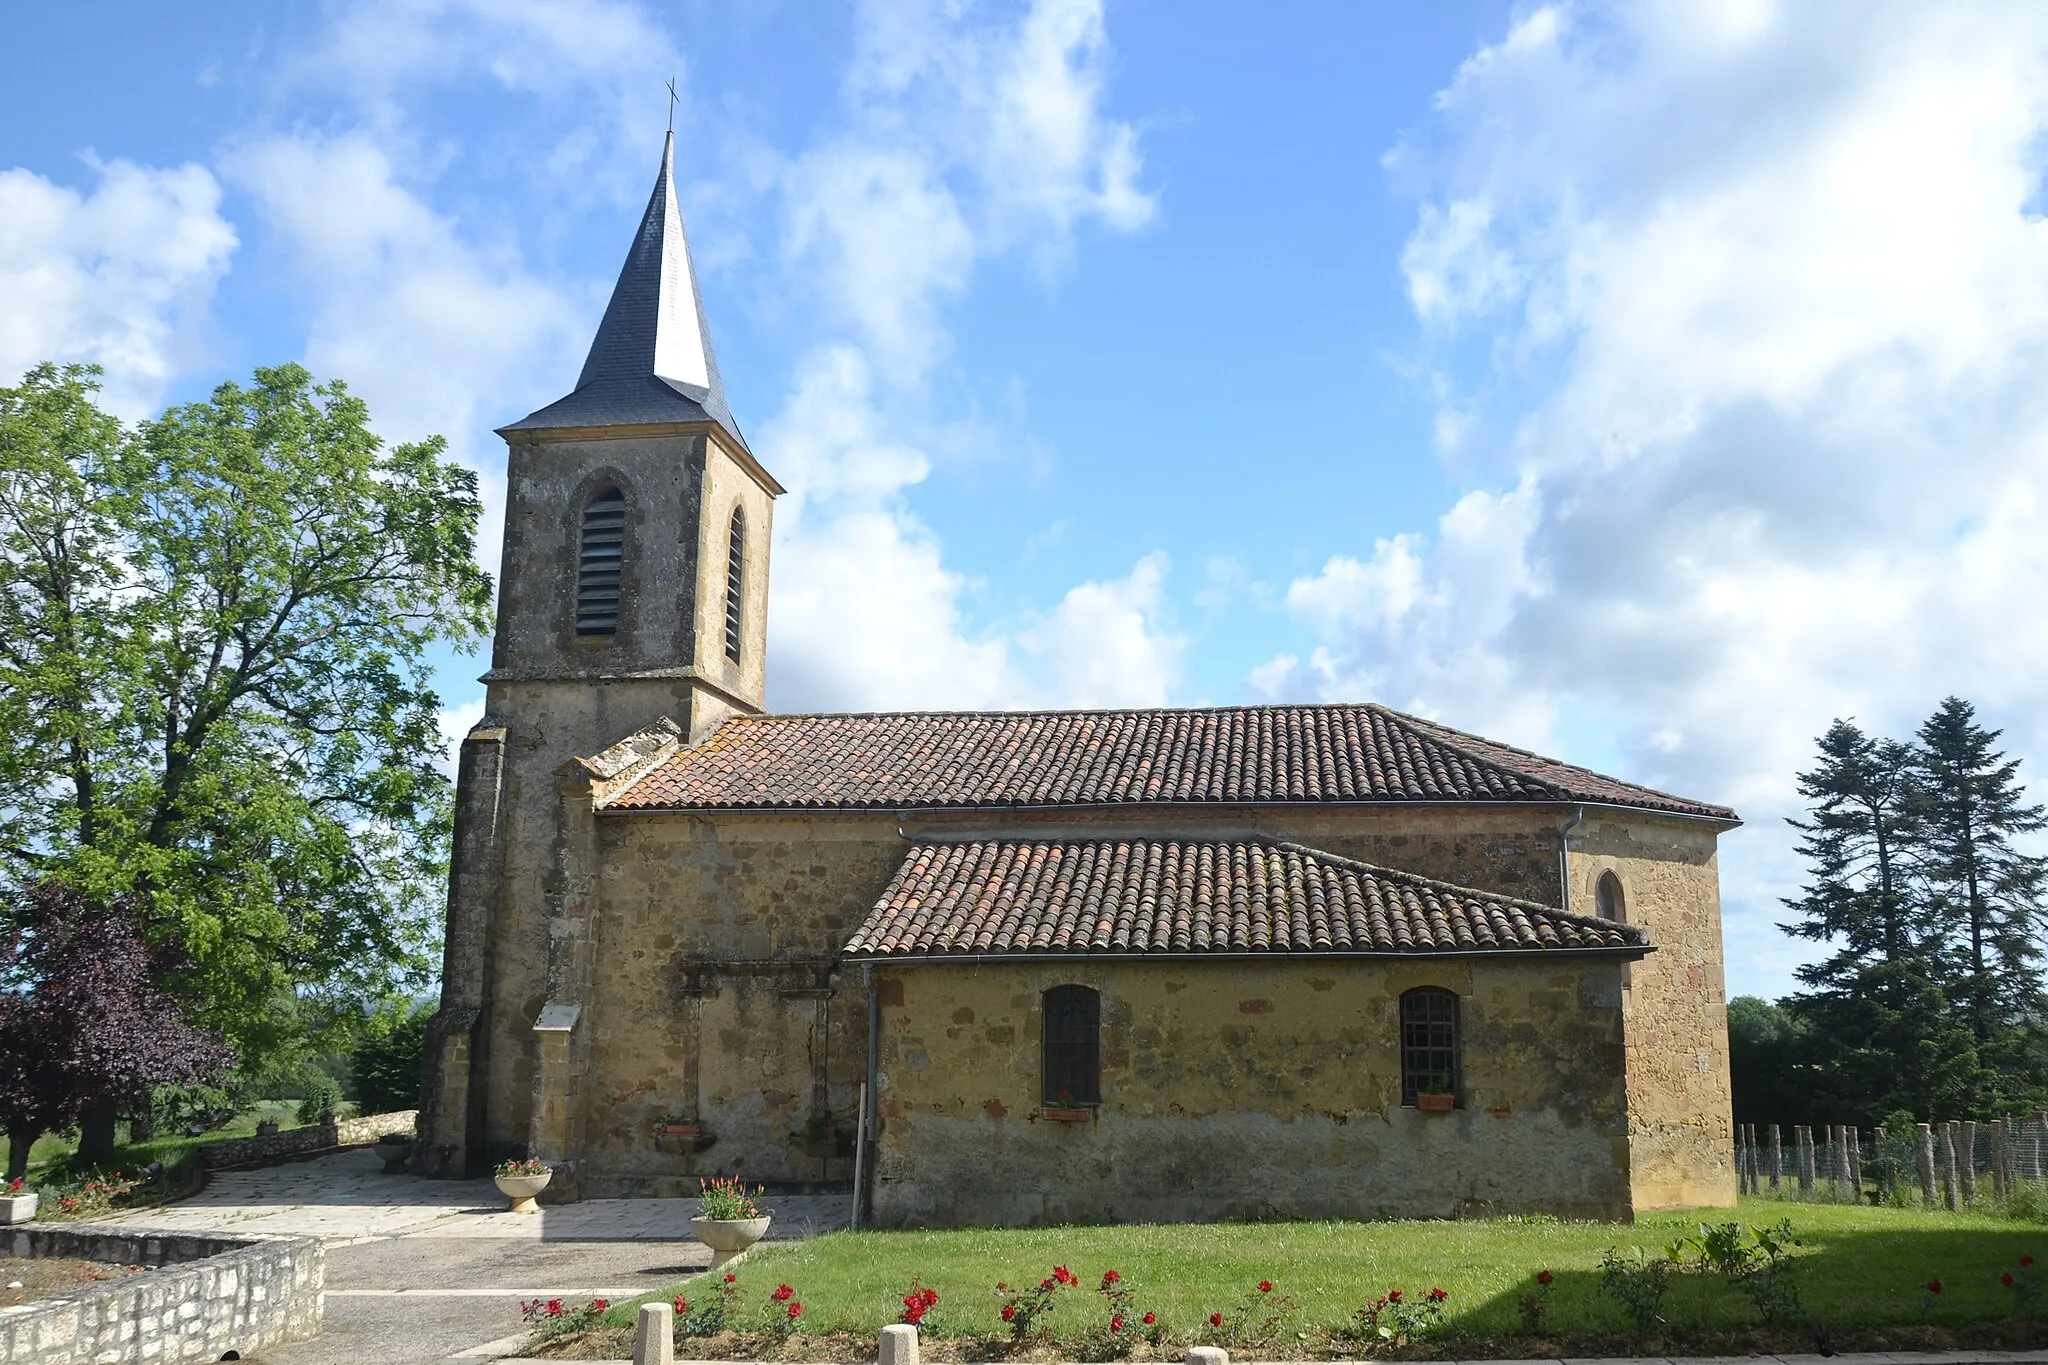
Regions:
[[0, 882, 230, 1178]]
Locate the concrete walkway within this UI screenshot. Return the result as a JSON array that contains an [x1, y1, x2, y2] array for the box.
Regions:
[[81, 1147, 850, 1364]]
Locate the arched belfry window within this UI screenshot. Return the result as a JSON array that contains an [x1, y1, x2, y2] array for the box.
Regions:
[[575, 488, 626, 637], [1042, 985, 1100, 1106], [1399, 987, 1461, 1107], [723, 506, 746, 662], [1595, 870, 1627, 923]]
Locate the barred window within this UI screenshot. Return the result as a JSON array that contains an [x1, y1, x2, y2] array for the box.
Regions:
[[724, 506, 745, 662], [1399, 988, 1460, 1107], [575, 488, 626, 636], [1596, 871, 1627, 922], [1042, 985, 1100, 1106]]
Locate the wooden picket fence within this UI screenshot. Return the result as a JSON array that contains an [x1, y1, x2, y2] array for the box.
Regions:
[[1736, 1115, 2048, 1207]]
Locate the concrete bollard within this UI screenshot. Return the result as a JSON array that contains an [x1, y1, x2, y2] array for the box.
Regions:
[[1188, 1349, 1230, 1365], [634, 1301, 675, 1365], [880, 1323, 920, 1365]]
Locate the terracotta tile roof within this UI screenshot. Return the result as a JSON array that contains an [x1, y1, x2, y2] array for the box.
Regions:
[[602, 703, 1734, 820], [844, 837, 1650, 957]]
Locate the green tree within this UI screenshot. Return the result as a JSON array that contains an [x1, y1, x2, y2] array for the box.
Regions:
[[1779, 718, 1981, 1120], [1726, 995, 1813, 1125], [351, 999, 433, 1117], [1911, 696, 2048, 1107], [0, 362, 492, 1149]]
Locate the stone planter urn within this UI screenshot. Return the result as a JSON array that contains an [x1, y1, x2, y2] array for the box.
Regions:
[[255, 1119, 281, 1137], [373, 1136, 414, 1174], [0, 1189, 37, 1224], [494, 1169, 552, 1213], [690, 1214, 771, 1269]]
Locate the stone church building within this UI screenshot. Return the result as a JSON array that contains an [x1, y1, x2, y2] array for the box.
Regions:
[[414, 134, 1741, 1225]]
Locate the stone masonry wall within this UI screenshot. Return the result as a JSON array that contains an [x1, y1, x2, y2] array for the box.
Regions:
[[868, 956, 1633, 1227], [198, 1110, 416, 1170], [573, 805, 1576, 1197], [0, 1227, 321, 1364], [1566, 811, 1737, 1210]]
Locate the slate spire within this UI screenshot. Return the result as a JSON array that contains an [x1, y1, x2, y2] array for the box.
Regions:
[[501, 132, 745, 447]]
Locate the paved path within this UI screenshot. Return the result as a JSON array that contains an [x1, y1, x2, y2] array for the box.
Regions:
[[82, 1148, 849, 1364]]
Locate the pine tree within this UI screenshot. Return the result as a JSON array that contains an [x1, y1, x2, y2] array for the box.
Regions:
[[1780, 719, 1980, 1120], [1911, 696, 2048, 1107]]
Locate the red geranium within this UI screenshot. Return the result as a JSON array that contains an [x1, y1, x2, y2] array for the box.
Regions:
[[1110, 1316, 1125, 1332], [1102, 1269, 1121, 1286], [1929, 1280, 1944, 1295], [1209, 1312, 1223, 1327], [1001, 1305, 1017, 1322], [673, 1296, 688, 1315], [1536, 1269, 1555, 1286], [1429, 1288, 1447, 1302], [1389, 1289, 1403, 1303], [773, 1285, 795, 1303], [1142, 1312, 1156, 1326], [1259, 1280, 1273, 1293], [788, 1302, 803, 1320], [546, 1300, 563, 1317]]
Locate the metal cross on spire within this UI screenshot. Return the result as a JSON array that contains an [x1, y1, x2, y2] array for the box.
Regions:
[[666, 77, 679, 133]]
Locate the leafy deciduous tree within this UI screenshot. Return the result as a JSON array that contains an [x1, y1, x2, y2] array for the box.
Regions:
[[0, 883, 230, 1177], [0, 362, 492, 1148]]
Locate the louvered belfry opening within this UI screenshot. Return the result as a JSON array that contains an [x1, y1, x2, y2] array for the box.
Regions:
[[723, 506, 745, 661], [575, 488, 627, 636]]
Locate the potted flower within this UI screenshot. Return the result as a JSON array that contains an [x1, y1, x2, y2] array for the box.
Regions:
[[1043, 1090, 1093, 1122], [255, 1119, 281, 1137], [1414, 1076, 1457, 1112], [494, 1157, 552, 1213], [690, 1175, 771, 1268], [0, 1176, 36, 1225], [373, 1132, 415, 1174]]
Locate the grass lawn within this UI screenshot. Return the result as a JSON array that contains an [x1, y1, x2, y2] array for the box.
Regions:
[[536, 1196, 2048, 1359], [22, 1099, 334, 1174]]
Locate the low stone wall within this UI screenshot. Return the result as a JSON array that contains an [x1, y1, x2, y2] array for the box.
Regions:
[[198, 1108, 417, 1170], [0, 1226, 322, 1364]]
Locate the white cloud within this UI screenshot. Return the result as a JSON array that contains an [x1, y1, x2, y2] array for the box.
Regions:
[[761, 347, 1182, 712], [1269, 0, 2048, 996], [780, 0, 1156, 377], [0, 159, 236, 417], [762, 0, 1170, 711], [1019, 551, 1184, 707], [222, 132, 586, 572]]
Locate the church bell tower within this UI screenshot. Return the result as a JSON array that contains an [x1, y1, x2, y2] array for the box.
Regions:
[[413, 133, 781, 1180]]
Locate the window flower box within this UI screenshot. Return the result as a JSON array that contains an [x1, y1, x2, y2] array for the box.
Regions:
[[654, 1122, 713, 1155], [1042, 1106, 1095, 1123], [1415, 1092, 1457, 1112]]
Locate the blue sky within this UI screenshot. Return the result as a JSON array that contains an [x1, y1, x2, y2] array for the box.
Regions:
[[8, 0, 2048, 1002]]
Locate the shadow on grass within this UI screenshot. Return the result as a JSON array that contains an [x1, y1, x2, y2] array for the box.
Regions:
[[1455, 1218, 2048, 1358]]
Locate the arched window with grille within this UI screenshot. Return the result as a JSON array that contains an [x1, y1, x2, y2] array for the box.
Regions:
[[1595, 870, 1627, 923], [1042, 985, 1100, 1106], [1399, 987, 1461, 1107], [575, 488, 626, 637], [723, 506, 745, 662]]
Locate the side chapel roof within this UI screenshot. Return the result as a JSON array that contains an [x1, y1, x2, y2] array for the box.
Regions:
[[601, 703, 1735, 820], [500, 131, 746, 448], [843, 836, 1650, 958]]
